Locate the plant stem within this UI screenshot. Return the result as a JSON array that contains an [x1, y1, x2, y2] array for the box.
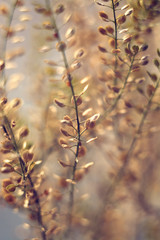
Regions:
[[2, 114, 47, 240], [45, 0, 81, 236], [111, 0, 118, 85], [0, 0, 18, 89], [92, 77, 160, 240]]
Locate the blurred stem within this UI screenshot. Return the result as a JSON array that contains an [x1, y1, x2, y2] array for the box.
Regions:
[[99, 53, 136, 123], [0, 0, 18, 90], [92, 77, 160, 240], [45, 0, 81, 236], [111, 0, 118, 85]]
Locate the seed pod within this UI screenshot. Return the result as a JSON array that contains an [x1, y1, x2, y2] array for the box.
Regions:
[[4, 193, 15, 204], [1, 166, 14, 173], [60, 128, 70, 137], [147, 84, 155, 97], [106, 26, 114, 34], [99, 11, 108, 20], [98, 26, 107, 35], [19, 127, 29, 138], [56, 41, 66, 51], [23, 150, 34, 162], [117, 15, 126, 24], [43, 21, 53, 29], [78, 146, 87, 157], [2, 179, 13, 188], [0, 59, 5, 71], [0, 97, 7, 106], [140, 44, 148, 51], [55, 99, 65, 108], [2, 140, 14, 150], [55, 4, 65, 14]]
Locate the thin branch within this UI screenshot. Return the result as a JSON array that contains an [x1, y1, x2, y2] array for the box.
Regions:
[[0, 0, 18, 89], [2, 114, 47, 240], [45, 0, 81, 236]]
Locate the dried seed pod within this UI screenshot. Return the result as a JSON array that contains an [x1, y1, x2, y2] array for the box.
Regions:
[[140, 44, 148, 51], [112, 49, 121, 54], [109, 39, 115, 48], [2, 140, 14, 150], [56, 41, 66, 52], [2, 179, 13, 188], [55, 99, 65, 108], [74, 48, 85, 59], [78, 146, 87, 157], [10, 98, 22, 108], [147, 71, 157, 82], [55, 4, 65, 14], [60, 128, 71, 137], [147, 84, 155, 97], [42, 21, 53, 29], [75, 169, 85, 181], [123, 35, 132, 43], [58, 177, 69, 188], [106, 26, 114, 34], [34, 5, 46, 14], [125, 8, 133, 16], [154, 59, 159, 68], [63, 115, 73, 126], [0, 59, 5, 71], [65, 27, 75, 39], [19, 127, 29, 138], [0, 97, 7, 106], [1, 166, 14, 173], [98, 45, 107, 53], [99, 11, 108, 20], [98, 26, 107, 35], [4, 193, 16, 204], [117, 15, 126, 24], [23, 150, 34, 162]]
